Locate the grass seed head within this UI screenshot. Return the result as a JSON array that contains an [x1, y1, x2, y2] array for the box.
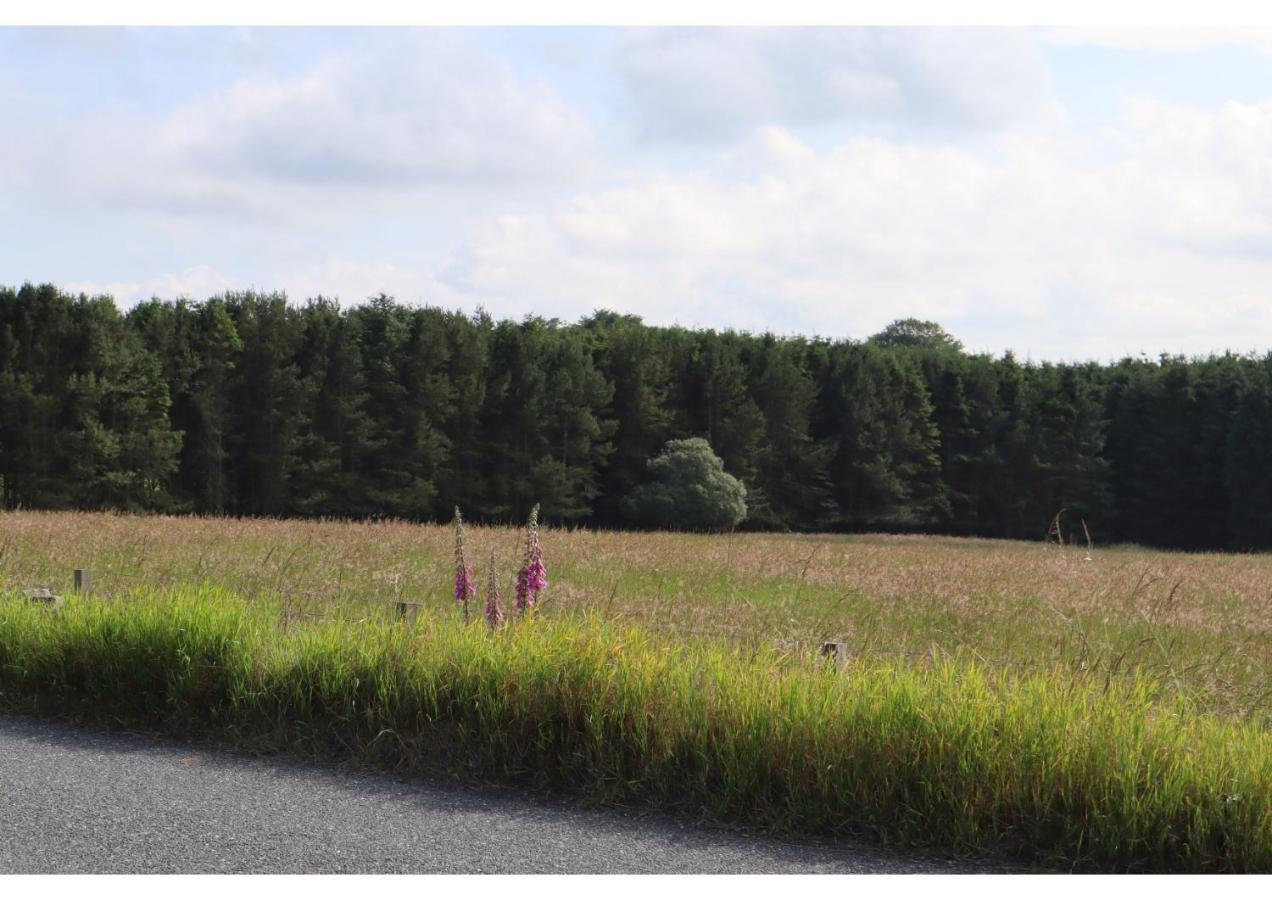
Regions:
[[485, 550, 505, 630]]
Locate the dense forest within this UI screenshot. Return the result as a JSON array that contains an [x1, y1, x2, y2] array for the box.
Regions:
[[3, 282, 1272, 551]]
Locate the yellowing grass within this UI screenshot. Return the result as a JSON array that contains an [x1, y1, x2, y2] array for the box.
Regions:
[[0, 586, 1267, 872]]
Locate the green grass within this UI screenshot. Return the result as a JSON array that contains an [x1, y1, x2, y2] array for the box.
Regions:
[[2, 512, 1267, 726], [1, 585, 1268, 873]]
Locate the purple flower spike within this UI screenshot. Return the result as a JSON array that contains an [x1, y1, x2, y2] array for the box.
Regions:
[[516, 503, 547, 612], [526, 544, 547, 598], [455, 565, 475, 602], [514, 564, 531, 613]]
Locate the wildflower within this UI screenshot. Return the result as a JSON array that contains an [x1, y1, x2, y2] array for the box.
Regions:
[[484, 550, 505, 629], [514, 564, 531, 612], [515, 503, 548, 613], [454, 506, 476, 624], [526, 542, 547, 597]]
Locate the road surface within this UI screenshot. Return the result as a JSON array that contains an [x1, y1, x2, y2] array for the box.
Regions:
[[0, 715, 1007, 873]]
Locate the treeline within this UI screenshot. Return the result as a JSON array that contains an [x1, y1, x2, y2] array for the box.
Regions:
[[3, 282, 1272, 550]]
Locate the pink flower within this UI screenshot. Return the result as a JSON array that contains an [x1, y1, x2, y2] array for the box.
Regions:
[[514, 564, 531, 613], [526, 543, 547, 597], [515, 503, 548, 612], [455, 565, 475, 603]]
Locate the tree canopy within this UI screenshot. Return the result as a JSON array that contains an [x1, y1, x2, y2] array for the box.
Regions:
[[623, 437, 747, 532], [6, 285, 1272, 551], [868, 318, 964, 353]]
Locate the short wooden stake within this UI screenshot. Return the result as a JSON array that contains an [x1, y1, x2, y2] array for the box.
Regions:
[[395, 601, 421, 624], [73, 569, 92, 596], [820, 641, 850, 670]]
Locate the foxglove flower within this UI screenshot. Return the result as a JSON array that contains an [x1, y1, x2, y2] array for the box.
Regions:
[[485, 551, 505, 629], [526, 543, 547, 597], [454, 506, 476, 623], [514, 564, 531, 613], [515, 503, 548, 612]]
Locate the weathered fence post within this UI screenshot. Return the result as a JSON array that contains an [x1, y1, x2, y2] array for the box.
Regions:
[[73, 569, 92, 596], [395, 601, 421, 624], [820, 641, 850, 671]]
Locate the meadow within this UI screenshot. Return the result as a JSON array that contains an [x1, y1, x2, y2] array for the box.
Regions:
[[0, 510, 1269, 871]]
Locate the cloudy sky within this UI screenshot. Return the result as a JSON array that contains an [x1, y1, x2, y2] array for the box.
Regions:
[[5, 25, 1272, 360]]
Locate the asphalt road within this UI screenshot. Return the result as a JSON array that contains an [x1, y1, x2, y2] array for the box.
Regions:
[[0, 715, 1005, 874]]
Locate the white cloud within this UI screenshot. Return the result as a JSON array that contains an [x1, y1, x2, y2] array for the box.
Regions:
[[166, 35, 592, 186], [432, 99, 1272, 360], [1112, 98, 1272, 256], [63, 264, 239, 306], [1044, 27, 1272, 54], [275, 257, 467, 309], [614, 28, 1054, 141], [8, 31, 594, 220]]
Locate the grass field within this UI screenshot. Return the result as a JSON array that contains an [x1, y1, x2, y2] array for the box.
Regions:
[[1, 511, 1267, 724], [1, 510, 1269, 871]]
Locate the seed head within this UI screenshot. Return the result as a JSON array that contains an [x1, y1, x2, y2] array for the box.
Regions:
[[454, 506, 475, 603], [485, 550, 505, 629]]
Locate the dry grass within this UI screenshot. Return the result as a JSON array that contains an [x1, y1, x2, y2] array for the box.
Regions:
[[1, 510, 1269, 725]]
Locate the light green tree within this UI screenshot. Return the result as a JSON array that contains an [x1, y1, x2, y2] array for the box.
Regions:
[[624, 437, 747, 532]]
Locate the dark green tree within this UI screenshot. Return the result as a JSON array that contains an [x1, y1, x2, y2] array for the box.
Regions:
[[679, 331, 765, 504], [821, 343, 948, 527], [289, 298, 375, 516], [584, 311, 674, 524], [0, 284, 179, 510], [1225, 358, 1272, 549], [748, 334, 834, 528], [1028, 363, 1111, 540], [221, 292, 304, 516]]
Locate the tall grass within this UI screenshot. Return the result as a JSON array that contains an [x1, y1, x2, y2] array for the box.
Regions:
[[2, 511, 1266, 725], [0, 586, 1267, 872]]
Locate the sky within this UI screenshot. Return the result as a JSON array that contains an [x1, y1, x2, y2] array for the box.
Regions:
[[4, 25, 1272, 361]]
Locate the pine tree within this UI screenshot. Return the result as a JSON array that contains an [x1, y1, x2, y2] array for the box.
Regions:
[[435, 309, 490, 519], [0, 285, 179, 510], [1225, 357, 1272, 549], [822, 344, 947, 527], [583, 311, 673, 523], [682, 331, 765, 510], [290, 298, 375, 516], [222, 292, 304, 516], [748, 334, 833, 529], [1029, 363, 1111, 541]]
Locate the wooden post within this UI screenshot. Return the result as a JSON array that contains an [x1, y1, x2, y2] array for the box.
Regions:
[[73, 569, 92, 596], [395, 602, 421, 624], [820, 641, 850, 670]]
